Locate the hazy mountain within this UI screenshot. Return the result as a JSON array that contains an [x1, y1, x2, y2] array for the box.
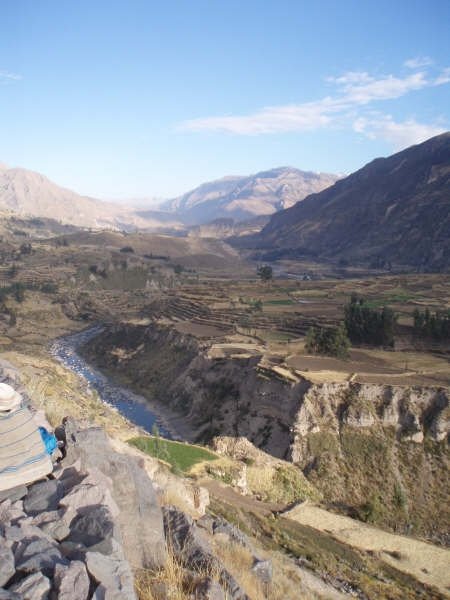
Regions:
[[160, 167, 339, 225], [249, 133, 450, 271], [0, 164, 182, 231]]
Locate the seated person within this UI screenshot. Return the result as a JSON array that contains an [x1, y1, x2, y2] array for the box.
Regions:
[[0, 383, 54, 492]]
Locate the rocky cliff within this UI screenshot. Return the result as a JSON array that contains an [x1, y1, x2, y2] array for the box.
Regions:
[[82, 322, 450, 541]]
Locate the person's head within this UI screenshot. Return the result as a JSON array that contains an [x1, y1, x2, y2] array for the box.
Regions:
[[0, 383, 23, 412]]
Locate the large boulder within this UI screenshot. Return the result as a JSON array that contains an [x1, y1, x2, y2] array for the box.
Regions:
[[53, 560, 90, 600], [86, 551, 136, 600], [23, 480, 65, 516], [59, 419, 167, 569], [14, 535, 68, 577], [9, 572, 51, 599]]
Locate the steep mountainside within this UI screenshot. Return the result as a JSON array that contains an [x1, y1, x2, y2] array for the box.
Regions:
[[251, 133, 450, 271], [0, 164, 182, 230], [159, 167, 339, 225]]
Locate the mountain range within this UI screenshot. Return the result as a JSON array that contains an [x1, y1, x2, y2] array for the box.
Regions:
[[1, 132, 449, 271], [247, 132, 450, 271], [0, 164, 338, 231], [158, 167, 339, 224]]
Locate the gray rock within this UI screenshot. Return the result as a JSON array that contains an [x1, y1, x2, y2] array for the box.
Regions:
[[192, 577, 225, 600], [85, 551, 136, 600], [0, 544, 14, 587], [62, 419, 166, 569], [163, 506, 212, 571], [23, 480, 64, 516], [212, 518, 250, 548], [59, 540, 88, 562], [0, 501, 25, 528], [68, 505, 117, 555], [40, 519, 70, 542], [14, 536, 68, 576], [251, 558, 272, 583], [9, 572, 51, 599], [30, 511, 71, 542], [53, 465, 86, 494], [0, 486, 27, 504], [53, 560, 90, 600], [4, 523, 54, 544], [197, 514, 215, 534], [0, 589, 22, 599], [163, 507, 249, 600]]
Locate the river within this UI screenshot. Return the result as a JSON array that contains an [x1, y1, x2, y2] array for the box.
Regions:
[[50, 325, 174, 439]]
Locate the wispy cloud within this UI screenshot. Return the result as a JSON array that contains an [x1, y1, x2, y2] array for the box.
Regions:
[[0, 70, 22, 84], [404, 56, 433, 69], [434, 67, 450, 86], [178, 61, 449, 148], [332, 71, 429, 103], [353, 114, 446, 148]]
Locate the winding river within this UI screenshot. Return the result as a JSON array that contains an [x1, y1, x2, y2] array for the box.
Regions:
[[50, 326, 173, 439]]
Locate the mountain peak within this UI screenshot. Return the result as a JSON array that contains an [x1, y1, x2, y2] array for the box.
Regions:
[[162, 167, 340, 225]]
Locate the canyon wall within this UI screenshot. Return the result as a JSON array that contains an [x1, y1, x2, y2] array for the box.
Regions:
[[83, 322, 449, 541]]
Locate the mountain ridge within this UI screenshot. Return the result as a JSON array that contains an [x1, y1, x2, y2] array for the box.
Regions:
[[248, 132, 450, 271], [159, 166, 339, 224]]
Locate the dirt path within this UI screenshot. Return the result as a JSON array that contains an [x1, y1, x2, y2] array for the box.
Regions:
[[199, 478, 285, 515], [285, 503, 450, 597]]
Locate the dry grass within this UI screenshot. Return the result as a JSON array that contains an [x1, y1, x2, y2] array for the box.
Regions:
[[211, 539, 267, 600], [134, 551, 190, 600], [134, 544, 237, 600]]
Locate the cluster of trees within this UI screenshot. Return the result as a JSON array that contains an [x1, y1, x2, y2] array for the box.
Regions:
[[305, 324, 350, 359], [344, 294, 396, 347], [413, 308, 450, 341]]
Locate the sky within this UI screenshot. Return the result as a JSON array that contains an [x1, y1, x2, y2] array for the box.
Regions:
[[1, 0, 449, 203]]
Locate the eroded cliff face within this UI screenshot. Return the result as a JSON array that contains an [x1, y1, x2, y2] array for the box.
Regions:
[[83, 322, 449, 540]]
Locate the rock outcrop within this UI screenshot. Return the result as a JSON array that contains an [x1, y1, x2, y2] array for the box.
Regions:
[[0, 456, 137, 599]]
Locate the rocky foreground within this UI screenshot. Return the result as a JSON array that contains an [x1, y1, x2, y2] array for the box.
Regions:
[[0, 418, 271, 599]]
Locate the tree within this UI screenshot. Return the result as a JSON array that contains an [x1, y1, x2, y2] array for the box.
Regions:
[[413, 307, 450, 341], [305, 324, 350, 358], [19, 243, 32, 255], [13, 283, 25, 303], [257, 265, 273, 282], [344, 295, 397, 347]]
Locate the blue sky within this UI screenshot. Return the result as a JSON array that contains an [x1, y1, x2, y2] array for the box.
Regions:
[[1, 0, 449, 202]]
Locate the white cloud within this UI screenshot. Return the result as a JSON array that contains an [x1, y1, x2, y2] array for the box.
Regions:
[[180, 98, 340, 134], [0, 70, 22, 84], [326, 71, 373, 85], [178, 61, 449, 146], [337, 72, 428, 104], [353, 114, 446, 149], [434, 67, 450, 85], [404, 56, 433, 69]]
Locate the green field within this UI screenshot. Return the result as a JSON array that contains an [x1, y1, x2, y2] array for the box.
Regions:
[[128, 435, 217, 472]]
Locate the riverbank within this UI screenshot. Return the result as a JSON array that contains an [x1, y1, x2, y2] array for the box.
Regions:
[[50, 325, 196, 443]]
